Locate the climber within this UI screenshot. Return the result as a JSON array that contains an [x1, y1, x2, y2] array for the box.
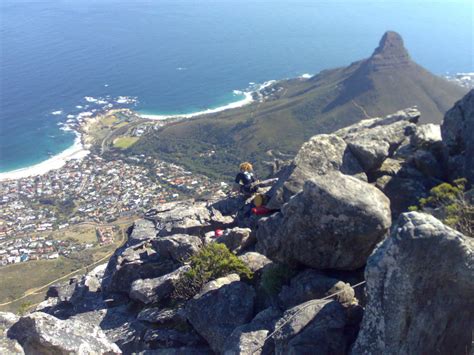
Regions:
[[234, 162, 258, 195]]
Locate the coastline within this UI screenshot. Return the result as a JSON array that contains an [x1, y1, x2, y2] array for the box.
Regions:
[[140, 91, 254, 120], [0, 134, 90, 182], [0, 81, 276, 182]]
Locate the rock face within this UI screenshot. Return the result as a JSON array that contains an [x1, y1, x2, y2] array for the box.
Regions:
[[442, 89, 474, 183], [185, 280, 256, 354], [0, 313, 24, 355], [266, 134, 365, 209], [257, 172, 391, 270], [273, 300, 348, 355], [353, 212, 474, 354], [129, 265, 190, 304], [8, 312, 121, 354]]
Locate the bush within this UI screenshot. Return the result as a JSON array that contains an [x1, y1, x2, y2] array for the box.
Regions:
[[260, 263, 296, 296], [172, 243, 253, 301], [411, 178, 473, 237]]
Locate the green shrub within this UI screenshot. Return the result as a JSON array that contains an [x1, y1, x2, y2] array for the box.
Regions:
[[412, 178, 473, 237], [172, 243, 253, 301], [260, 263, 296, 296]]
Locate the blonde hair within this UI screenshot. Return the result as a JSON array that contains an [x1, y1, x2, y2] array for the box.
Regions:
[[239, 162, 253, 172]]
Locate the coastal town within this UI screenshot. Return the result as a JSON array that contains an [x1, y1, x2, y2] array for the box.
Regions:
[[0, 151, 228, 265]]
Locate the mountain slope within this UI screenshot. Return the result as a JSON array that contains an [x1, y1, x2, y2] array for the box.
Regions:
[[131, 31, 467, 179]]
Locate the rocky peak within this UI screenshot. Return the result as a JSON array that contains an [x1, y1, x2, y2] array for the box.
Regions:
[[367, 31, 411, 69]]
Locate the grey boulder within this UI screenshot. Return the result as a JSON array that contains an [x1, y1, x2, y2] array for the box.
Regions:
[[353, 212, 474, 354], [0, 312, 24, 355], [152, 234, 202, 263], [273, 300, 348, 355], [223, 307, 282, 355], [8, 312, 121, 354], [257, 172, 391, 270], [185, 280, 256, 353], [441, 89, 474, 183], [130, 265, 190, 304]]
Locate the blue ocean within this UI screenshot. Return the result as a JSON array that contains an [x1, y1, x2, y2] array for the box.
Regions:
[[0, 0, 472, 172]]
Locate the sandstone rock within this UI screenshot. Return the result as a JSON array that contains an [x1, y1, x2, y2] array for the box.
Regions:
[[273, 300, 347, 355], [129, 219, 157, 244], [130, 265, 190, 304], [353, 212, 474, 354], [278, 270, 355, 309], [257, 172, 391, 270], [185, 280, 256, 353], [8, 312, 121, 354], [410, 123, 442, 149], [336, 108, 419, 172], [146, 200, 233, 237], [266, 134, 365, 209], [216, 227, 254, 253], [105, 240, 177, 295], [238, 252, 272, 273], [223, 307, 282, 355], [199, 273, 240, 295], [152, 234, 202, 263], [0, 312, 24, 355], [442, 89, 474, 183]]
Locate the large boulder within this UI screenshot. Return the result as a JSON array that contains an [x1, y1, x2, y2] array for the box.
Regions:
[[335, 108, 419, 173], [266, 134, 365, 209], [0, 312, 24, 355], [223, 307, 282, 355], [215, 227, 255, 253], [353, 212, 474, 354], [442, 89, 474, 183], [257, 172, 391, 270], [273, 300, 348, 354], [129, 265, 190, 304], [185, 280, 256, 353], [104, 239, 177, 295], [146, 200, 234, 237], [8, 312, 121, 354], [152, 234, 203, 263]]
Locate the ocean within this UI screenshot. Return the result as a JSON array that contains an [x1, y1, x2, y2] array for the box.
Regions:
[[0, 0, 472, 173]]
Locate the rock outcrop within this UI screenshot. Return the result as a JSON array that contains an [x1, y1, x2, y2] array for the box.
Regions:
[[442, 89, 474, 183], [8, 312, 121, 354], [185, 280, 256, 353], [353, 212, 474, 354], [257, 172, 391, 270]]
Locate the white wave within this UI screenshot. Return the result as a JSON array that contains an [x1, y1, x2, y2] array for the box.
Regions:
[[76, 105, 83, 109], [233, 90, 243, 95], [176, 67, 187, 71], [96, 100, 108, 105], [59, 126, 73, 132], [84, 96, 98, 103], [77, 112, 93, 119], [66, 119, 75, 123], [67, 114, 75, 119], [51, 110, 63, 115], [0, 133, 90, 182], [104, 84, 109, 87], [300, 73, 313, 79], [249, 82, 255, 85]]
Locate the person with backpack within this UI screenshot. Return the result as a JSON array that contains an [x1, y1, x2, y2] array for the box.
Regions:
[[234, 162, 258, 195]]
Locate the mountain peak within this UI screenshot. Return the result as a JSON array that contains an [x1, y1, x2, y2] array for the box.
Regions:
[[368, 31, 411, 68]]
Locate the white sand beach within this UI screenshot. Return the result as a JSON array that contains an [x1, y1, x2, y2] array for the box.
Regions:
[[140, 91, 254, 121], [0, 135, 90, 182]]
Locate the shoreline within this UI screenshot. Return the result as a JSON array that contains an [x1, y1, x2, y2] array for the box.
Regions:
[[0, 133, 90, 182], [140, 91, 254, 120], [0, 81, 278, 182]]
